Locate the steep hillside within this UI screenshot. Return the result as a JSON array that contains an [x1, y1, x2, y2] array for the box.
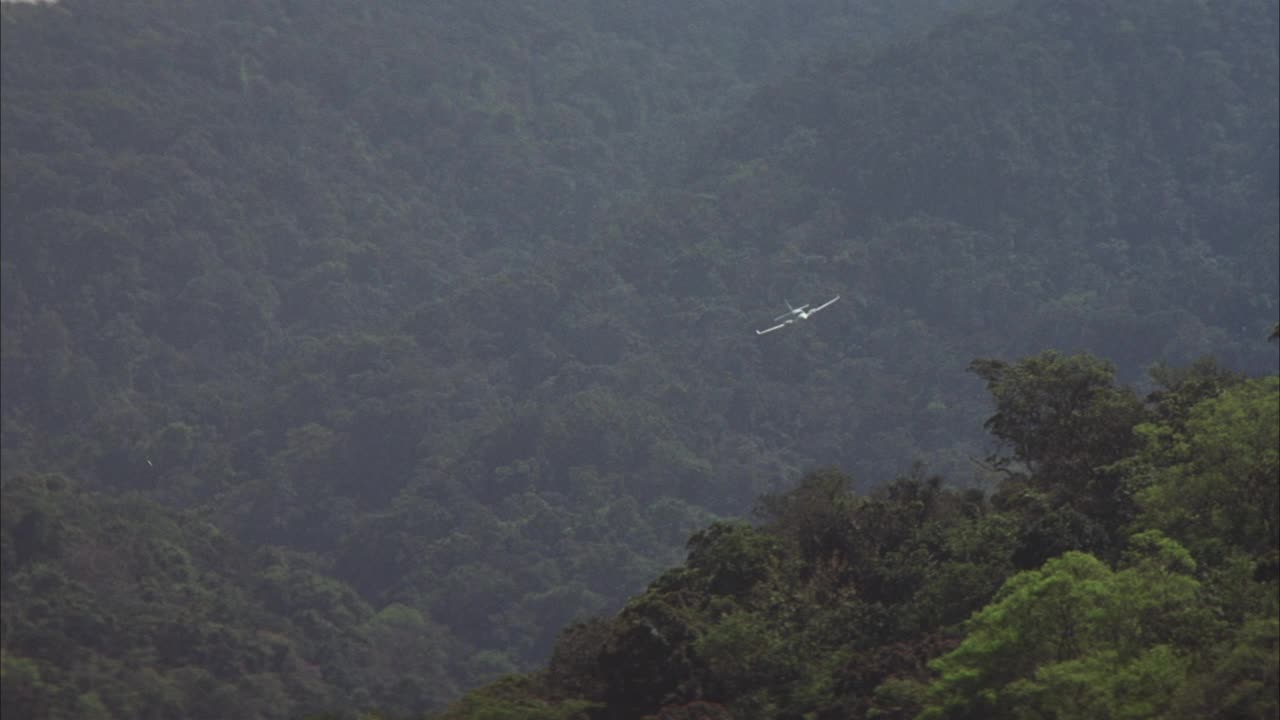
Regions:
[[581, 0, 1279, 483], [1, 0, 1276, 717], [434, 352, 1279, 719], [1, 1, 978, 716]]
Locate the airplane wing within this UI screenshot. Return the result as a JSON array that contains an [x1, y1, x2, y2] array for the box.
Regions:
[[756, 320, 792, 335], [807, 295, 840, 315]]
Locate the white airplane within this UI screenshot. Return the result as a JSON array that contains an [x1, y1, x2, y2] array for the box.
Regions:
[[756, 295, 840, 334]]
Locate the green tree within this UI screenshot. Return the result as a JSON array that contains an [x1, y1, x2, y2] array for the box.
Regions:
[[970, 352, 1147, 559], [1131, 376, 1280, 560], [432, 676, 599, 720], [1175, 617, 1280, 719], [753, 468, 859, 567], [685, 521, 785, 599], [921, 533, 1208, 720]]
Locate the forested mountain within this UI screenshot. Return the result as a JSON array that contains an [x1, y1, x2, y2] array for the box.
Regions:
[[436, 353, 1278, 718], [2, 0, 1276, 717]]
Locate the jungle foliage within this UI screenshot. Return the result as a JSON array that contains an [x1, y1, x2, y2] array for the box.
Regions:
[[442, 358, 1279, 720], [2, 0, 1277, 717]]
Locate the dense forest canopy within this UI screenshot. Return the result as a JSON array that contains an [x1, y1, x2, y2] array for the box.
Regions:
[[1, 0, 1277, 718], [437, 356, 1278, 719]]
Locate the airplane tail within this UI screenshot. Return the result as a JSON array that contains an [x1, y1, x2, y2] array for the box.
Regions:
[[775, 300, 810, 322]]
